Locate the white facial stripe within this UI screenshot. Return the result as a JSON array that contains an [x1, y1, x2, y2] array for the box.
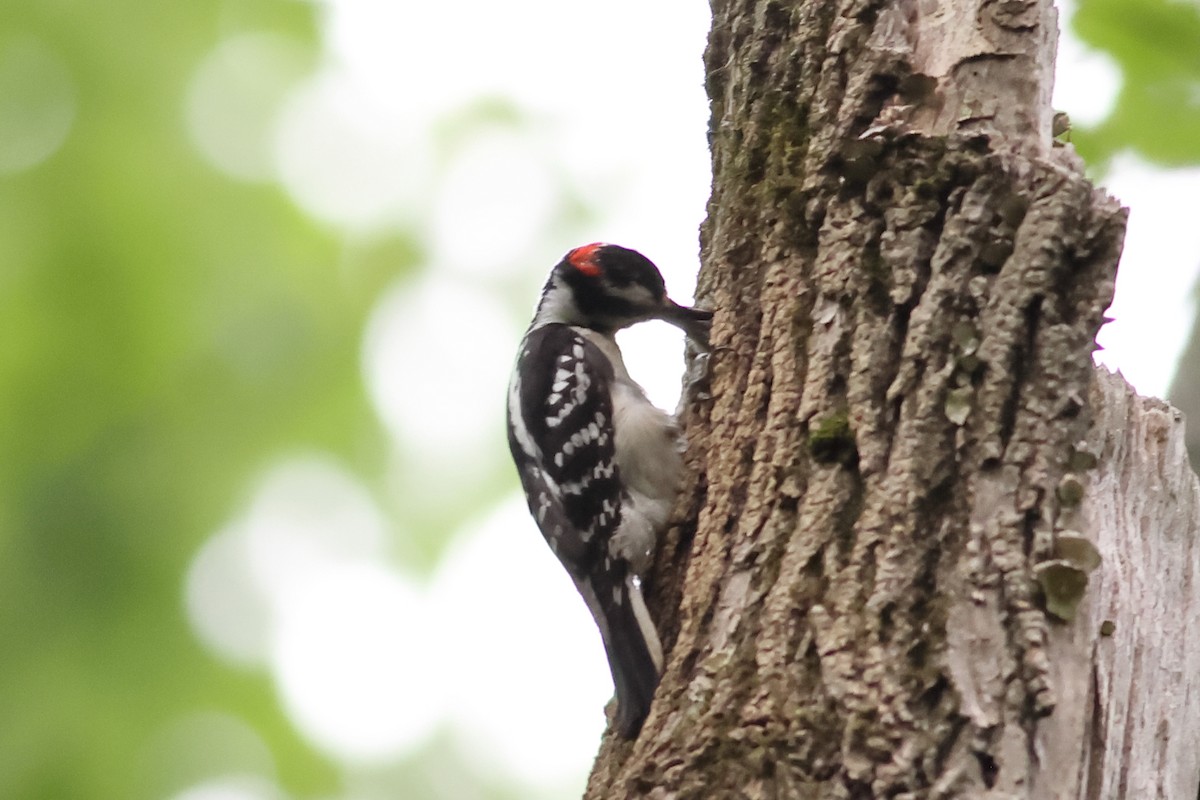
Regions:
[[608, 282, 658, 309]]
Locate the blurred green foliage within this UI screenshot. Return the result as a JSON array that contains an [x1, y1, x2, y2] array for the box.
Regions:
[[1072, 0, 1200, 168], [0, 1, 386, 797]]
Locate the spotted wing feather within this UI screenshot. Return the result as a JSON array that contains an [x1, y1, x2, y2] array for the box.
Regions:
[[509, 324, 619, 567]]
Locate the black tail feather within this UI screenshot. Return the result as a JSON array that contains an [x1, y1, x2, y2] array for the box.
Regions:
[[605, 602, 660, 738], [577, 572, 663, 739]]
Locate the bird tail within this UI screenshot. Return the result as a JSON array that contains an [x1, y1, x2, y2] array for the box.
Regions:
[[578, 571, 663, 739]]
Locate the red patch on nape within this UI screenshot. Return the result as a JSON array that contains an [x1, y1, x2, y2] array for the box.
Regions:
[[567, 242, 605, 277]]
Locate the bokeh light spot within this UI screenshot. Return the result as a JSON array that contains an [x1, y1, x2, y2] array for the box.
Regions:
[[0, 34, 75, 174], [275, 70, 432, 229], [430, 497, 610, 789], [185, 522, 272, 667], [187, 456, 438, 764], [185, 33, 311, 182], [271, 561, 438, 762], [242, 457, 389, 599], [168, 775, 286, 800], [185, 457, 391, 669], [363, 277, 515, 464]]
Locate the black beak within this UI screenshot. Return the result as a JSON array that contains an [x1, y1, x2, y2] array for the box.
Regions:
[[657, 299, 713, 350]]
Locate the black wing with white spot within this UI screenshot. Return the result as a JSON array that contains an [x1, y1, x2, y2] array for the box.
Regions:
[[506, 322, 661, 738], [508, 323, 621, 571]]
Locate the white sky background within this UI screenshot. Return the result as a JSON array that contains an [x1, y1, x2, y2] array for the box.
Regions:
[[176, 1, 1199, 799]]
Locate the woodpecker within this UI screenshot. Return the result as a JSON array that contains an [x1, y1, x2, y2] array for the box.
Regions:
[[507, 243, 711, 738]]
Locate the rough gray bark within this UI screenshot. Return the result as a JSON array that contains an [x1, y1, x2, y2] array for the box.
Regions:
[[1071, 370, 1200, 798], [584, 0, 1200, 798]]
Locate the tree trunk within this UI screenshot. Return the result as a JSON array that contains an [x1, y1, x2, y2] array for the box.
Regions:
[[585, 0, 1200, 797]]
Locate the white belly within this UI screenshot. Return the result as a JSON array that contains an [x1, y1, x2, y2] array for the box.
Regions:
[[571, 326, 683, 574], [610, 379, 682, 573]]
